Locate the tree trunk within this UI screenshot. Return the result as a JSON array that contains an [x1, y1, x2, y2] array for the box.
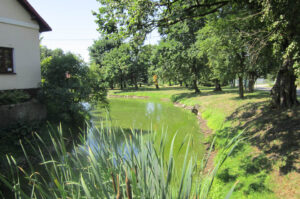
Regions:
[[179, 81, 183, 87], [238, 76, 244, 98], [193, 80, 200, 93], [271, 57, 299, 108], [248, 73, 256, 93], [120, 82, 123, 90], [214, 79, 222, 91], [231, 79, 236, 88], [134, 78, 138, 90], [244, 78, 248, 91], [169, 80, 172, 86], [139, 83, 142, 87], [237, 51, 246, 98], [192, 63, 200, 93], [155, 84, 159, 89], [185, 82, 189, 88], [110, 82, 114, 90]]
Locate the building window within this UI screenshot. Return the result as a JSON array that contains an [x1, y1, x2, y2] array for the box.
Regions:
[[0, 47, 14, 74]]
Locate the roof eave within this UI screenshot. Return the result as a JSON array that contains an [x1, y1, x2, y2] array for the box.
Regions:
[[17, 0, 52, 32]]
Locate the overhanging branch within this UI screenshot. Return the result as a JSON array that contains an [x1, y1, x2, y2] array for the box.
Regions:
[[157, 1, 228, 27]]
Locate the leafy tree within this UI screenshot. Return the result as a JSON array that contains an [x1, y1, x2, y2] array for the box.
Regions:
[[196, 3, 280, 97], [257, 0, 300, 107], [94, 0, 299, 108], [158, 19, 206, 93], [196, 13, 249, 98], [151, 40, 182, 86], [39, 47, 107, 122], [89, 38, 120, 66], [90, 38, 151, 90], [136, 45, 152, 86], [94, 0, 229, 37], [100, 43, 132, 89]]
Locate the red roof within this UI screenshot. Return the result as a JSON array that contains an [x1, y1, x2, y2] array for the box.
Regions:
[[17, 0, 52, 32]]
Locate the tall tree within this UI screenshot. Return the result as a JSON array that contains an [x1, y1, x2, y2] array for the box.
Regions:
[[159, 19, 206, 93], [101, 43, 132, 90], [89, 38, 120, 67], [258, 0, 300, 107]]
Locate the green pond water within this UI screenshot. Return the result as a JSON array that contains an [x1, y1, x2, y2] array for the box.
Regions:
[[91, 98, 205, 164]]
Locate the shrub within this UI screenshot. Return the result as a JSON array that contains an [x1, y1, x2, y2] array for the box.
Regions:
[[0, 90, 30, 106], [39, 48, 107, 123]]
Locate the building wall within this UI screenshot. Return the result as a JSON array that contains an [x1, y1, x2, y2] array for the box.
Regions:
[[0, 0, 41, 90], [0, 99, 47, 128]]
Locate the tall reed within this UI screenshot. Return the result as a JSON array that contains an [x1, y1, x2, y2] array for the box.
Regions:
[[0, 123, 242, 198]]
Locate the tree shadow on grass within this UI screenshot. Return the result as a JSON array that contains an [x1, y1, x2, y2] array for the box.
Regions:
[[112, 86, 236, 94], [113, 86, 188, 93], [229, 91, 270, 101], [226, 102, 300, 174], [171, 92, 200, 102], [170, 89, 240, 103]]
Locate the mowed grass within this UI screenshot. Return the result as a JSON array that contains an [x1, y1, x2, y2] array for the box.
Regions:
[[110, 85, 300, 199]]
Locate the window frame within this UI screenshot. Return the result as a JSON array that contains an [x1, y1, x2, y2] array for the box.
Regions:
[[0, 47, 15, 74]]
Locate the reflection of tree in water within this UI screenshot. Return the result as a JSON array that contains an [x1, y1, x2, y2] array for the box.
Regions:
[[145, 102, 162, 122]]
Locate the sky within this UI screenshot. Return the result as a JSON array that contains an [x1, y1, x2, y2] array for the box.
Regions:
[[28, 0, 160, 62]]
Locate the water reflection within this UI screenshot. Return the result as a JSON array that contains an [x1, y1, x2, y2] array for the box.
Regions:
[[146, 102, 155, 115], [84, 125, 140, 163], [89, 98, 204, 161], [145, 102, 163, 122]]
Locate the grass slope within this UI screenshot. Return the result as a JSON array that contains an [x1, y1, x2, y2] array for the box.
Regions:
[[110, 86, 300, 199]]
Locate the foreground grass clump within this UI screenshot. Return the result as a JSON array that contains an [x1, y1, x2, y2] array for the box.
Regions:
[[0, 123, 240, 198]]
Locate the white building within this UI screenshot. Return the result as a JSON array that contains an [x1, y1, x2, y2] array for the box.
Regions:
[[0, 0, 51, 91]]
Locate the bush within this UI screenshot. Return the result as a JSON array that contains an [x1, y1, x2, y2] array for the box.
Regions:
[[39, 48, 107, 123], [0, 121, 42, 158], [0, 90, 30, 106]]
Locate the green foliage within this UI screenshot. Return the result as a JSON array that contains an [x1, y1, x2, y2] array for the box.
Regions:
[[94, 0, 229, 39], [0, 121, 41, 152], [150, 39, 184, 84], [90, 39, 151, 89], [88, 38, 120, 66], [150, 20, 208, 92], [39, 46, 107, 122], [296, 77, 300, 87], [0, 123, 240, 198], [101, 43, 132, 88], [94, 0, 300, 106], [0, 90, 30, 106]]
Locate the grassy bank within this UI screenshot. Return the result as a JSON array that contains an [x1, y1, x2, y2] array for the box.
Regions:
[[110, 86, 300, 199]]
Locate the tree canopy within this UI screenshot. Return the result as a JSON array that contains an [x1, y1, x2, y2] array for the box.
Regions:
[[92, 0, 300, 108]]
